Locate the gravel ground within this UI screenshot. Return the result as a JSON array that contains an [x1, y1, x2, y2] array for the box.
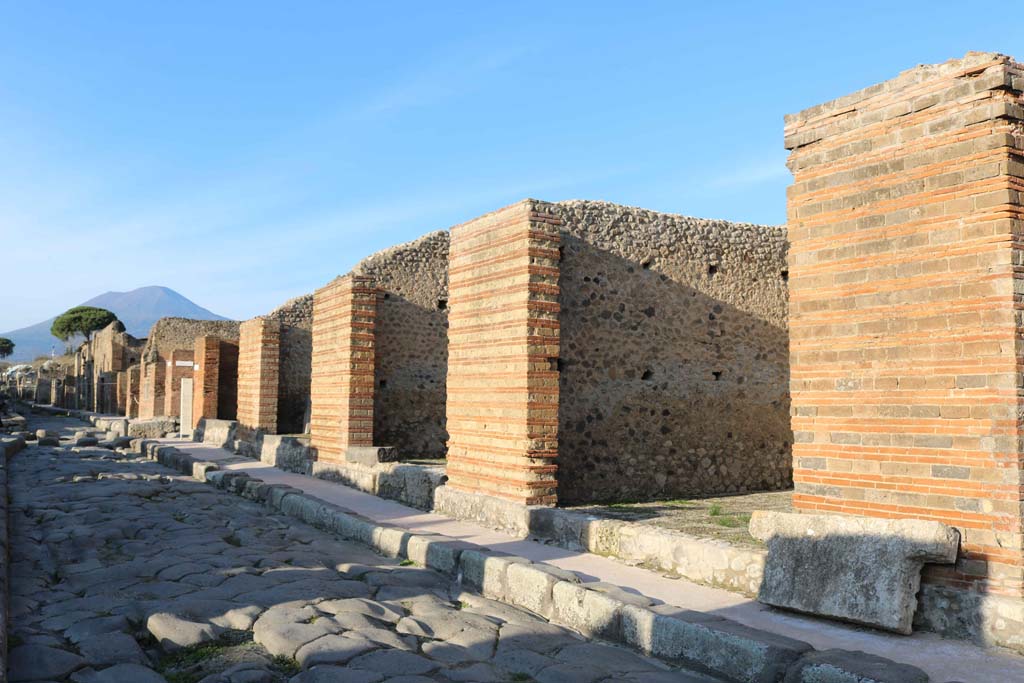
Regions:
[[568, 490, 793, 548]]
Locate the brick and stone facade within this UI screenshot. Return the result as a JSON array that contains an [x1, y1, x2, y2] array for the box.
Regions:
[[440, 198, 790, 507], [126, 366, 141, 419], [785, 52, 1024, 642], [163, 349, 195, 418], [139, 360, 166, 419], [237, 317, 281, 437], [192, 336, 239, 428], [353, 231, 449, 459], [444, 200, 561, 506], [309, 275, 377, 465]]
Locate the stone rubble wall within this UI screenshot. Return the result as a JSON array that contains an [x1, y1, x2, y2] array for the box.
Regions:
[[141, 318, 240, 363], [550, 200, 790, 504], [266, 294, 313, 435], [352, 230, 449, 459]]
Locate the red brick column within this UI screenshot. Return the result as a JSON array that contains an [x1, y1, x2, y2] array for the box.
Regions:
[[238, 317, 281, 435], [785, 53, 1024, 599], [444, 200, 561, 506], [139, 360, 166, 419], [126, 366, 141, 419], [163, 349, 195, 418], [310, 275, 377, 465]]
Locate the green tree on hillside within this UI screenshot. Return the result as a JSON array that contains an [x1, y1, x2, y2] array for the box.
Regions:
[[51, 306, 118, 345], [0, 338, 13, 360]]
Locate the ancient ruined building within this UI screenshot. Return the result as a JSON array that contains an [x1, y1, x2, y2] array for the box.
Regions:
[[137, 318, 240, 420], [785, 52, 1024, 645], [73, 321, 144, 415], [42, 49, 1024, 652], [299, 201, 791, 508]]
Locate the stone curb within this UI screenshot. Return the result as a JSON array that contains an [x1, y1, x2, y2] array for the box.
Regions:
[[0, 435, 22, 683], [437, 485, 767, 597], [127, 440, 930, 683]]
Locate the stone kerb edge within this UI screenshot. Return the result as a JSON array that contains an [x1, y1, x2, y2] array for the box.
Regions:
[[125, 440, 928, 683], [0, 435, 26, 683]]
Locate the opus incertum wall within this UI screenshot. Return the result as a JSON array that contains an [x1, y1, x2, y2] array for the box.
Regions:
[[353, 231, 450, 459], [550, 201, 789, 504], [785, 52, 1024, 645]]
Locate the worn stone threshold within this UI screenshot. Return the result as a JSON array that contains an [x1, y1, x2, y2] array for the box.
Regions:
[[140, 436, 1024, 683]]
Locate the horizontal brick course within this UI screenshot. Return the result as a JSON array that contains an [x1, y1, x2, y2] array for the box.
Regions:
[[445, 200, 561, 506], [309, 275, 377, 464], [786, 52, 1024, 598]]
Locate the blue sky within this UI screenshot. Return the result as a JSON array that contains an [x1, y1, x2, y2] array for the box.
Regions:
[[0, 1, 1020, 330]]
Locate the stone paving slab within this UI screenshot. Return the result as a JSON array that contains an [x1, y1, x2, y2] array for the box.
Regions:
[[6, 413, 720, 683]]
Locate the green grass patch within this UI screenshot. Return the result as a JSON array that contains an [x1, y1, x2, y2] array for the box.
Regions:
[[708, 503, 723, 516], [711, 512, 752, 529], [270, 655, 301, 676], [155, 632, 253, 683]]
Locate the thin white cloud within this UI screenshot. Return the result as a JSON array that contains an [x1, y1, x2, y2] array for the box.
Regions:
[[704, 159, 790, 189]]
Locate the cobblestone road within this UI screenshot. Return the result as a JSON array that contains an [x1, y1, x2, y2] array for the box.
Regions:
[[8, 415, 717, 683]]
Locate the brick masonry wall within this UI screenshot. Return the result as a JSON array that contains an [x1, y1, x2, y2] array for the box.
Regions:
[[550, 201, 790, 504], [163, 349, 194, 418], [785, 52, 1024, 605], [237, 317, 281, 435], [310, 275, 377, 464], [353, 231, 449, 458], [445, 200, 561, 506]]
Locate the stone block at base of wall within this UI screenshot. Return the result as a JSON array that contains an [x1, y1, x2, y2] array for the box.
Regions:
[[429, 485, 1022, 651], [193, 418, 237, 450], [344, 445, 399, 466], [127, 418, 178, 439], [311, 460, 446, 511], [750, 511, 959, 634], [258, 434, 311, 474]]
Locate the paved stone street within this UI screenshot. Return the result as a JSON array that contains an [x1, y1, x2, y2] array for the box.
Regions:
[[7, 414, 718, 683]]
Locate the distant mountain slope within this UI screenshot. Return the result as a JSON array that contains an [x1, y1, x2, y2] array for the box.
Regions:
[[0, 286, 227, 361]]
